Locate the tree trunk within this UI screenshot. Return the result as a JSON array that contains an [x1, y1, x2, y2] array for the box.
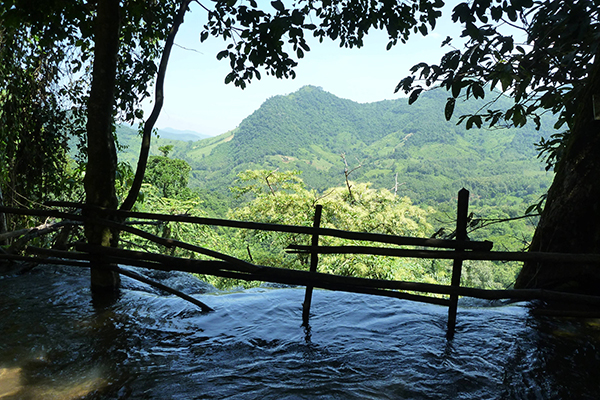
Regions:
[[84, 0, 121, 294], [516, 53, 600, 295], [0, 185, 7, 246]]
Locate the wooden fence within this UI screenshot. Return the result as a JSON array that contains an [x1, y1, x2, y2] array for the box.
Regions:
[[2, 188, 600, 339]]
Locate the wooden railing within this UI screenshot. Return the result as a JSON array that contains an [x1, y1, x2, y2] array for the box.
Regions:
[[2, 188, 600, 339]]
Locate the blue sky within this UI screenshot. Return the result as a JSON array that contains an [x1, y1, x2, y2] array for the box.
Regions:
[[150, 1, 462, 136]]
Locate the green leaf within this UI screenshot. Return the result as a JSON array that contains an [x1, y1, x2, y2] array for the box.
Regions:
[[408, 88, 423, 104], [490, 6, 503, 20], [472, 83, 485, 99], [217, 50, 229, 60], [451, 80, 462, 98], [271, 0, 285, 12], [444, 97, 456, 121]]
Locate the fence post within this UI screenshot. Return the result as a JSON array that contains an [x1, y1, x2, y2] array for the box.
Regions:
[[302, 204, 323, 326], [447, 188, 469, 339]]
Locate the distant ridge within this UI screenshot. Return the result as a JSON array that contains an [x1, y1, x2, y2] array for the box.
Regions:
[[157, 127, 210, 141], [117, 85, 554, 208]]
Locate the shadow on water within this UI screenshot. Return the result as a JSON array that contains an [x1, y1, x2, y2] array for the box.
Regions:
[[1, 264, 599, 399]]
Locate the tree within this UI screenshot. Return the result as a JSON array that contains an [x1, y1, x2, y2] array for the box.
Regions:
[[0, 3, 75, 234], [144, 156, 192, 198], [397, 0, 600, 294], [1, 0, 183, 291], [228, 169, 434, 283], [2, 0, 444, 293]]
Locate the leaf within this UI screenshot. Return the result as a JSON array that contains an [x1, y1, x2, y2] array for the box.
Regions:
[[472, 83, 485, 99], [271, 0, 285, 12], [444, 97, 456, 121], [525, 203, 537, 214], [408, 88, 423, 105], [451, 80, 462, 98]]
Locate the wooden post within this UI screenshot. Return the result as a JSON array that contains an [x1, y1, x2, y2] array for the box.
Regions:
[[302, 205, 323, 326], [447, 188, 469, 339]]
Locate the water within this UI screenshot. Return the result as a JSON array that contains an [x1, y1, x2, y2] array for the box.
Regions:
[[1, 264, 599, 399]]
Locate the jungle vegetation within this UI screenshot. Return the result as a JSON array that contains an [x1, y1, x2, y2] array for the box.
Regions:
[[112, 86, 548, 290], [2, 0, 599, 295]]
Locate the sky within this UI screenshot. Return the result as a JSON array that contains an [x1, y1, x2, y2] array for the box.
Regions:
[[150, 1, 463, 137]]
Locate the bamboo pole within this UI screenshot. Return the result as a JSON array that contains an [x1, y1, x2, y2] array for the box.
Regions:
[[113, 265, 213, 312], [33, 204, 493, 251], [0, 251, 213, 312], [286, 246, 600, 265], [20, 247, 600, 307], [447, 188, 469, 339], [78, 217, 260, 273], [302, 204, 322, 326]]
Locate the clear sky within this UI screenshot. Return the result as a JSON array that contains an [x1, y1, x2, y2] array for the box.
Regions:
[[150, 1, 462, 136]]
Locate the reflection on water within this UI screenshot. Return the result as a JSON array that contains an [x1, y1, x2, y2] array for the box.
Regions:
[[1, 264, 599, 399]]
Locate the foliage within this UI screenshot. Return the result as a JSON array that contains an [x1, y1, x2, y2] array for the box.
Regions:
[[202, 0, 444, 88], [226, 169, 437, 285], [396, 0, 600, 171], [0, 11, 72, 230], [144, 155, 192, 199], [0, 0, 182, 240], [120, 184, 220, 259]]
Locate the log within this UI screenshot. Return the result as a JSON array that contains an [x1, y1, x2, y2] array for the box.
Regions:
[[35, 204, 494, 251], [0, 228, 32, 242], [113, 266, 213, 313], [6, 221, 76, 254], [0, 252, 213, 312], [24, 247, 450, 307], [447, 188, 469, 339], [287, 245, 600, 265], [21, 247, 600, 308], [302, 204, 322, 325]]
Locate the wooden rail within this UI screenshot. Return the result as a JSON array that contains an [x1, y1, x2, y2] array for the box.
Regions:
[[2, 189, 600, 339]]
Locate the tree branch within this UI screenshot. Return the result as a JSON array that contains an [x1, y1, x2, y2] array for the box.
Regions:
[[120, 0, 192, 211]]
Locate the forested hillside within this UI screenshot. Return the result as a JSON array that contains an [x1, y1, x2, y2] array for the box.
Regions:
[[118, 86, 554, 210], [110, 87, 556, 290]]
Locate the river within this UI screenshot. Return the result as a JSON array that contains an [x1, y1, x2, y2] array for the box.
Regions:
[[1, 264, 599, 399]]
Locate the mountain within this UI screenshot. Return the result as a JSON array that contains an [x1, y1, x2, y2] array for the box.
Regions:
[[117, 86, 554, 209], [157, 127, 210, 141]]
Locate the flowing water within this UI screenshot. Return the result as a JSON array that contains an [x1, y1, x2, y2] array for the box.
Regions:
[[1, 264, 599, 399]]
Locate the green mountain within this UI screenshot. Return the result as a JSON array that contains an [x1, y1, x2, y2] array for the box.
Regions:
[[117, 85, 554, 209]]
